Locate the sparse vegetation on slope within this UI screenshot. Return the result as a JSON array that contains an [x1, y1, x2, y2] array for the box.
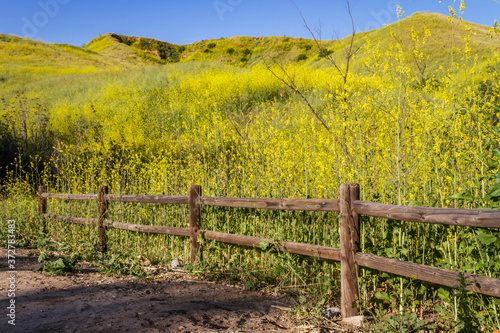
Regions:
[[85, 33, 181, 64]]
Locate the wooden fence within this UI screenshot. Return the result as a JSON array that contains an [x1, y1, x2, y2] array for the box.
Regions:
[[37, 183, 500, 318]]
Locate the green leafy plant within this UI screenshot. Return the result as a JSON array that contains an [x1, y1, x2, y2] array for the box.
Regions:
[[258, 240, 272, 250], [96, 253, 149, 278], [33, 232, 57, 252], [34, 252, 81, 276], [453, 273, 481, 332], [483, 148, 500, 206], [365, 308, 436, 332], [244, 279, 256, 291]]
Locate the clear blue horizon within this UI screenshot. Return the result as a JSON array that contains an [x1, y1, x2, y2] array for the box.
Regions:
[[0, 0, 499, 46]]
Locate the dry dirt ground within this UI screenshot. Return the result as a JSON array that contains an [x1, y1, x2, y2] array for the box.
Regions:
[[0, 248, 348, 333]]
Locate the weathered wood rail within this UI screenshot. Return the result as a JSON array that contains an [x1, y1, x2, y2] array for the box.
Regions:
[[37, 183, 500, 318]]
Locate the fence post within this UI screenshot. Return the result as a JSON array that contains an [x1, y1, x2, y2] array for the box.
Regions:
[[189, 184, 202, 265], [340, 183, 360, 318], [38, 186, 47, 227], [98, 185, 108, 252], [349, 183, 360, 255]]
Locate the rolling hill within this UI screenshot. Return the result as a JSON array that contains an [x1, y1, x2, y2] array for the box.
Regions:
[[81, 12, 499, 70], [84, 33, 180, 65], [1, 11, 499, 98]]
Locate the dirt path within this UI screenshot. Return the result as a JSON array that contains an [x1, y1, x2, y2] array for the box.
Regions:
[[0, 248, 342, 332]]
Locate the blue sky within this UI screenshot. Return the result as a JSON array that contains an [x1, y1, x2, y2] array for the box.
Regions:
[[0, 0, 499, 46]]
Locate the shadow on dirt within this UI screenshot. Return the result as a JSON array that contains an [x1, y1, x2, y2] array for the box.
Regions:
[[0, 249, 293, 332]]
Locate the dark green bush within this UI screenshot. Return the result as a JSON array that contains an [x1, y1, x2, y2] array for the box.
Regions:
[[297, 54, 307, 61], [317, 49, 334, 58]]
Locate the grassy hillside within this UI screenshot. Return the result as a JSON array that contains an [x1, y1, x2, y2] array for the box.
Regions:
[[1, 11, 498, 94], [359, 12, 500, 74], [0, 32, 182, 98], [0, 34, 148, 104], [156, 12, 500, 70], [85, 33, 181, 65], [177, 35, 335, 66], [79, 12, 500, 70]]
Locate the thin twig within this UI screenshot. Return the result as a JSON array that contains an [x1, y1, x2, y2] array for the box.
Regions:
[[265, 60, 347, 154], [265, 60, 332, 134]]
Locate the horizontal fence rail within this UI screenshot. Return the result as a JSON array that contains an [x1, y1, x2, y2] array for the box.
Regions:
[[37, 184, 500, 318], [41, 192, 189, 204], [105, 194, 189, 204], [43, 214, 191, 236], [200, 196, 340, 211], [43, 214, 98, 225], [41, 193, 98, 200], [353, 201, 500, 228], [200, 230, 341, 261], [354, 253, 500, 298], [105, 220, 191, 237]]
